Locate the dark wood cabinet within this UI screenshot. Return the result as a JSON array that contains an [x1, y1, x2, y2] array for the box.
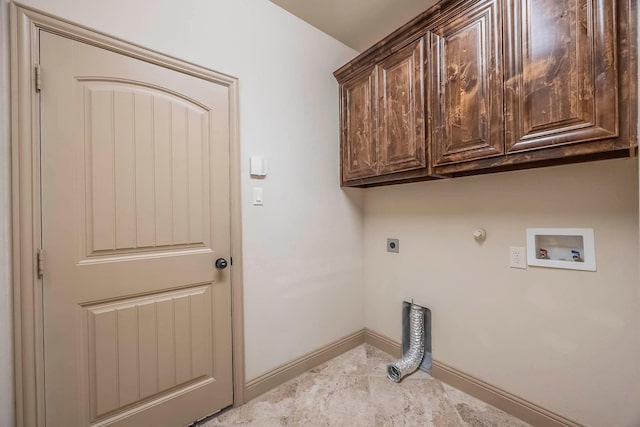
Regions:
[[504, 0, 618, 152], [378, 37, 427, 175], [334, 0, 636, 187], [337, 37, 431, 186], [340, 67, 377, 182], [430, 0, 504, 166], [435, 0, 636, 175]]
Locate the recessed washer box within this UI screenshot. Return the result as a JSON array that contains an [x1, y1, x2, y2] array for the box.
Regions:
[[526, 228, 596, 271]]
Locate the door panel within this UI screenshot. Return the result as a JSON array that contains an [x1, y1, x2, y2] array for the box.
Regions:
[[378, 37, 427, 175], [82, 83, 209, 256], [40, 30, 232, 427], [86, 286, 213, 419], [341, 67, 378, 181], [431, 0, 504, 165], [504, 0, 618, 151]]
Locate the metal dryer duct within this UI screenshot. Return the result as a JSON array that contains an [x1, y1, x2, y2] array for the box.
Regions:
[[387, 303, 426, 382]]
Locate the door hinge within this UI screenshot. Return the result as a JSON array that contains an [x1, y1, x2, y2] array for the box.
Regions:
[[37, 249, 45, 278], [35, 64, 42, 92]]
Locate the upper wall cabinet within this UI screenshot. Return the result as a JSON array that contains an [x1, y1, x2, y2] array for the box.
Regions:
[[430, 0, 504, 166], [378, 37, 427, 175], [337, 37, 431, 186], [334, 0, 636, 187], [340, 66, 378, 182], [503, 0, 618, 153], [436, 0, 636, 175]]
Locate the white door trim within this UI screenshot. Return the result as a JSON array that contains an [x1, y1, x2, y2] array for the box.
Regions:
[[10, 4, 245, 426]]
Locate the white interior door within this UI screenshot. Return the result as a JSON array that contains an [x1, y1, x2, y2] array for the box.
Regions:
[[39, 30, 233, 426]]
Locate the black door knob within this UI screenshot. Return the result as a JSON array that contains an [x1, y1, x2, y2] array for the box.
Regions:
[[215, 258, 228, 269]]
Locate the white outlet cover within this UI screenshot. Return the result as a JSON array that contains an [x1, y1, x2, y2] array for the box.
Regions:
[[510, 246, 527, 269]]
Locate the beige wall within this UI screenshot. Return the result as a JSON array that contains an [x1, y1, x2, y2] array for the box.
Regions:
[[4, 0, 364, 395], [363, 158, 640, 426]]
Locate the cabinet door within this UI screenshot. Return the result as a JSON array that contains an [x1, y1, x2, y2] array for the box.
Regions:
[[378, 37, 427, 175], [431, 0, 504, 166], [504, 0, 618, 152], [341, 67, 378, 182]]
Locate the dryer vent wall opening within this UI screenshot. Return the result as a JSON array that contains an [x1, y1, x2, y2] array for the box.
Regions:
[[386, 302, 431, 382], [404, 301, 432, 372]]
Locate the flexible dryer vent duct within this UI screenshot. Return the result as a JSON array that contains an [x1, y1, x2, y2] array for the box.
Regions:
[[387, 303, 425, 382]]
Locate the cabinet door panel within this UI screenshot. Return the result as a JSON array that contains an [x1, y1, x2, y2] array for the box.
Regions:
[[431, 0, 504, 166], [504, 0, 618, 152], [341, 68, 378, 181], [378, 37, 427, 174]]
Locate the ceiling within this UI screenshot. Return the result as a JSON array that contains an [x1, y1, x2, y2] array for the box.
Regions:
[[269, 0, 439, 52]]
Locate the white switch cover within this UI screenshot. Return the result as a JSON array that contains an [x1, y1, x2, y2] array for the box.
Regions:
[[252, 187, 263, 206], [250, 156, 267, 176], [510, 247, 527, 269]]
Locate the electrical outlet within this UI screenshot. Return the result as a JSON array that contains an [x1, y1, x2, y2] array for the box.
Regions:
[[510, 247, 527, 269], [387, 238, 399, 253]]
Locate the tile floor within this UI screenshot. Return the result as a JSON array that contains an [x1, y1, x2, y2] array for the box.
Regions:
[[200, 344, 530, 427]]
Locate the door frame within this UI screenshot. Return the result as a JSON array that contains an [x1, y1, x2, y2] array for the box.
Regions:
[[10, 4, 246, 426]]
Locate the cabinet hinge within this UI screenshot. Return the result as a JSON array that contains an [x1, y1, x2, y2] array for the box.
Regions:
[[35, 64, 42, 92], [37, 249, 45, 278]]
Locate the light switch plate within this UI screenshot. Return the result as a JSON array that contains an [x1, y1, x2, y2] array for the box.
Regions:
[[252, 187, 263, 205]]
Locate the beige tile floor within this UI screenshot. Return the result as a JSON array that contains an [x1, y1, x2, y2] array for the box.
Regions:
[[200, 344, 530, 427]]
